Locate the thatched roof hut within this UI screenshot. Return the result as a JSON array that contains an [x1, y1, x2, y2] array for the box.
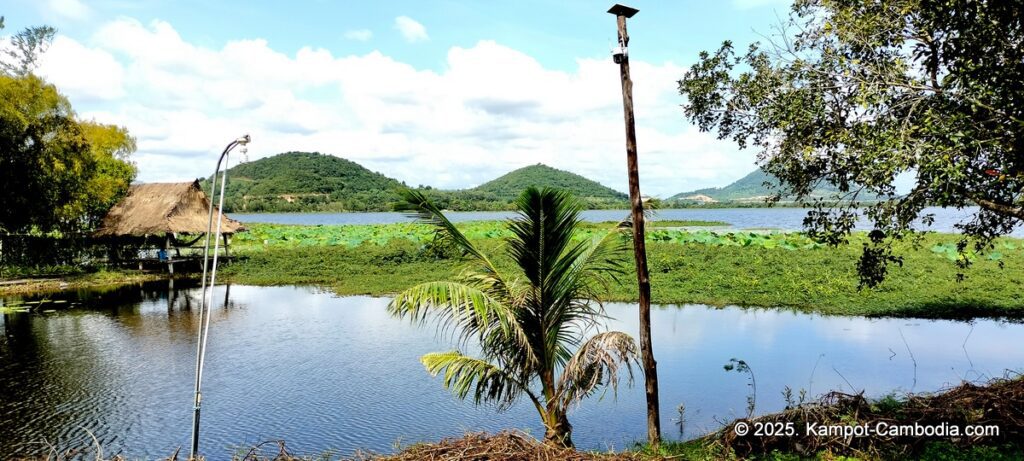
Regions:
[[94, 180, 244, 237]]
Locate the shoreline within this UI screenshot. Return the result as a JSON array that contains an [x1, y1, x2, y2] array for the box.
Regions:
[[5, 222, 1024, 319], [222, 223, 1024, 318]]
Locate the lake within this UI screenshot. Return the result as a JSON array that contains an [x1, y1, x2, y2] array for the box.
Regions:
[[1, 283, 1021, 458], [230, 206, 1024, 236]]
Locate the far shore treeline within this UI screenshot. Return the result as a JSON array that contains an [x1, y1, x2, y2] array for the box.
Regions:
[[199, 151, 842, 213]]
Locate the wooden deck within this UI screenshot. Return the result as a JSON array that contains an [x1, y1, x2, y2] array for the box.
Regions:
[[121, 245, 235, 274]]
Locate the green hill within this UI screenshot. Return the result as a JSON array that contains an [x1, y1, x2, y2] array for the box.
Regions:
[[202, 152, 403, 212], [669, 169, 841, 204], [471, 164, 627, 202], [200, 155, 630, 213]]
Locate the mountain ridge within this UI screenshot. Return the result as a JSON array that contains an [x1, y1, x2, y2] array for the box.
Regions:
[[670, 169, 841, 203], [200, 152, 628, 212]]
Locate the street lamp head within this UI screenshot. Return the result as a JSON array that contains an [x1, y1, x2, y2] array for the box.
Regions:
[[607, 4, 639, 18], [236, 134, 251, 145]]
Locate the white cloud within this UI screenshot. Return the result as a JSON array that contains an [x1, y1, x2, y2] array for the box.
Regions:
[[41, 18, 752, 197], [343, 29, 373, 41], [394, 16, 428, 43], [44, 0, 92, 20], [37, 35, 124, 101]]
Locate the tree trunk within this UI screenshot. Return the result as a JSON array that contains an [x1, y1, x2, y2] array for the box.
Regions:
[[542, 408, 573, 448], [614, 12, 662, 448]]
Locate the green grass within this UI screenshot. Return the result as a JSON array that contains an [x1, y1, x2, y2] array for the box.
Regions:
[[633, 235, 1024, 317], [217, 222, 1024, 318], [7, 221, 1022, 318], [219, 240, 462, 294], [0, 268, 164, 296]]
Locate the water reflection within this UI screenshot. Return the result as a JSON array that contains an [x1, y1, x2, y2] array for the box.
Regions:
[[1, 284, 1021, 458]]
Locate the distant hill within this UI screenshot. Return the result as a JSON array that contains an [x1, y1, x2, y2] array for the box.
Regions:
[[670, 169, 841, 204], [202, 152, 403, 212], [471, 164, 627, 202], [200, 154, 629, 213]]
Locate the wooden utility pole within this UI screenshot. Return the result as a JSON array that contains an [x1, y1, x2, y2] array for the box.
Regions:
[[608, 3, 661, 447]]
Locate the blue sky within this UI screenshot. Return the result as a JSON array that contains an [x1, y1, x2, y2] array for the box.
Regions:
[[4, 0, 793, 196]]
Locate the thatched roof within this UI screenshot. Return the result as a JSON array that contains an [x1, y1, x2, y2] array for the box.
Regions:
[[93, 180, 244, 237]]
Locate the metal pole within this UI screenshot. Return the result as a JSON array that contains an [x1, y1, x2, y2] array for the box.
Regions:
[[190, 134, 249, 460], [609, 4, 661, 447]]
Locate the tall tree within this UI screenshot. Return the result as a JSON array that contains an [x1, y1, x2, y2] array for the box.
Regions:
[[77, 122, 138, 230], [0, 74, 90, 234], [0, 15, 56, 77], [679, 0, 1024, 285], [0, 18, 136, 234], [389, 187, 638, 448]]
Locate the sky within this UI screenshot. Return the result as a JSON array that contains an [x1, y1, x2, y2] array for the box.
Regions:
[[3, 0, 794, 197]]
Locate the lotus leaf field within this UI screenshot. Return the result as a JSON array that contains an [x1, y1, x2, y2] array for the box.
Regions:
[[234, 221, 1024, 258], [215, 221, 1024, 319], [231, 221, 829, 252]]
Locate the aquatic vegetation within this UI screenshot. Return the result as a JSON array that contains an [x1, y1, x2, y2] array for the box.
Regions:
[[648, 229, 823, 250], [233, 222, 813, 252], [930, 240, 1020, 263], [214, 223, 1024, 318], [0, 299, 31, 314]]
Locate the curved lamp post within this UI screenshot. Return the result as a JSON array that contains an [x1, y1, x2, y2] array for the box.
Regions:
[[190, 134, 250, 460]]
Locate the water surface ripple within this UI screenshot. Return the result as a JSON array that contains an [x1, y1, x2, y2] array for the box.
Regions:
[[1, 283, 1021, 458]]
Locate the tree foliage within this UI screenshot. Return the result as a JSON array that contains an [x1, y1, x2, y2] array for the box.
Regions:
[[78, 121, 137, 230], [0, 15, 56, 77], [679, 0, 1024, 285], [201, 151, 404, 213], [0, 18, 136, 235], [388, 187, 638, 448]]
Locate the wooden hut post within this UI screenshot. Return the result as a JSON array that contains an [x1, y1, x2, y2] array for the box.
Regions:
[[168, 277, 176, 311], [165, 233, 175, 275]]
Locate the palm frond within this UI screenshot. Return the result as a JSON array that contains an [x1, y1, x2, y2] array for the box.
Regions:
[[506, 187, 582, 291], [397, 188, 519, 300], [542, 224, 630, 367], [388, 281, 538, 368], [557, 331, 639, 406], [390, 187, 637, 442], [421, 351, 542, 412], [568, 226, 630, 297], [395, 188, 492, 266]]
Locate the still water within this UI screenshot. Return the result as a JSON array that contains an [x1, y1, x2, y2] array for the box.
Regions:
[[231, 206, 1022, 236], [1, 283, 1021, 458]]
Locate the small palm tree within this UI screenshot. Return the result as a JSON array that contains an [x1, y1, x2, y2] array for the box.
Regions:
[[388, 187, 639, 448]]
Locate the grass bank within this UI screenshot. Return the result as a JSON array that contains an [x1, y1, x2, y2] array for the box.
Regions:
[[0, 268, 163, 297], [6, 220, 1024, 319], [643, 376, 1024, 460], [259, 377, 1023, 460], [215, 222, 1024, 318]]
